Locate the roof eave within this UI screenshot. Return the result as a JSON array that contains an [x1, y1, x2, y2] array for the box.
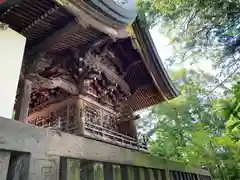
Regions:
[[132, 18, 179, 100]]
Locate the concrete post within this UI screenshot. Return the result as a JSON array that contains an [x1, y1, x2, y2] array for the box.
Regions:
[[0, 151, 11, 180]]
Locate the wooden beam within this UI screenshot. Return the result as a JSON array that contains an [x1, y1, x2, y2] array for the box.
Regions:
[[30, 75, 78, 95], [27, 20, 77, 55], [85, 52, 130, 94], [117, 115, 140, 124], [15, 79, 32, 123]]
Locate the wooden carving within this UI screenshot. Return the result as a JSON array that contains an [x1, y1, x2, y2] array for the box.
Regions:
[[83, 102, 101, 125]]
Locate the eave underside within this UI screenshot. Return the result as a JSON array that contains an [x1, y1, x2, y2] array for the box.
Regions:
[[0, 0, 175, 114]]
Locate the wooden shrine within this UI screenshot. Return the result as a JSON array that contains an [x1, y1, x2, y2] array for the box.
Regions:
[[0, 0, 178, 150], [0, 1, 213, 180]]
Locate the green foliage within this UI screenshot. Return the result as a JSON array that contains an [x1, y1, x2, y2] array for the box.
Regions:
[[137, 0, 240, 77], [136, 1, 240, 179], [138, 74, 240, 180]]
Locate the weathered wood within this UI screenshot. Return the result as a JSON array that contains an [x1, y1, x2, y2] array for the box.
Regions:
[[103, 163, 113, 180], [31, 75, 78, 95], [120, 165, 128, 180], [15, 79, 32, 123], [94, 163, 104, 180], [139, 168, 145, 180], [144, 168, 150, 180], [67, 159, 81, 180], [117, 115, 140, 124], [85, 52, 130, 94], [149, 169, 155, 180], [28, 21, 77, 55], [113, 165, 121, 180], [128, 166, 134, 180], [0, 151, 10, 180], [79, 95, 118, 116], [133, 167, 140, 180], [28, 97, 77, 122], [59, 157, 68, 180]]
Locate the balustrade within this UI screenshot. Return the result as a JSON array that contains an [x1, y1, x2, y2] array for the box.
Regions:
[[29, 96, 146, 151], [84, 121, 147, 151]]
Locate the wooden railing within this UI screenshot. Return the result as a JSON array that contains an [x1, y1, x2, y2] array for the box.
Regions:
[[84, 121, 148, 151]]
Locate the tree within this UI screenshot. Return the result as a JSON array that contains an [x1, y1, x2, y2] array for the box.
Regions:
[[136, 69, 240, 180], [136, 0, 240, 78]]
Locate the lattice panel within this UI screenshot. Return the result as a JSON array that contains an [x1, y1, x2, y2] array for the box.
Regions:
[[102, 110, 117, 131], [68, 103, 77, 133], [30, 101, 78, 134], [83, 102, 101, 125]]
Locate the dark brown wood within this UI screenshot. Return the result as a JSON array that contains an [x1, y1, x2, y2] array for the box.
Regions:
[[120, 165, 128, 180], [59, 157, 68, 180], [85, 52, 130, 94], [133, 167, 140, 180], [144, 168, 150, 180], [117, 115, 140, 124], [15, 79, 32, 123], [28, 21, 77, 55], [104, 163, 113, 180]]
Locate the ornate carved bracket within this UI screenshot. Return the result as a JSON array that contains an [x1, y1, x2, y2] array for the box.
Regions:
[[30, 74, 78, 95], [84, 52, 130, 94]]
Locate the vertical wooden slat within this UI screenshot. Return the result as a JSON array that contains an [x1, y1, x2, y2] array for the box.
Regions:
[[68, 159, 81, 180], [104, 163, 113, 180], [59, 157, 67, 180], [153, 169, 161, 180], [81, 161, 94, 180], [94, 163, 104, 180], [113, 165, 121, 180], [195, 174, 199, 180], [169, 171, 174, 180], [182, 172, 186, 180], [144, 168, 150, 180], [175, 172, 179, 180], [133, 167, 140, 180], [0, 151, 11, 180], [139, 168, 145, 180], [165, 170, 171, 180], [186, 173, 190, 180], [190, 174, 195, 180], [160, 170, 167, 180], [128, 166, 135, 180], [149, 169, 155, 180], [120, 165, 128, 180]]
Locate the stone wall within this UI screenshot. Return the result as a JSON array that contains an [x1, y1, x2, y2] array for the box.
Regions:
[[0, 117, 210, 180]]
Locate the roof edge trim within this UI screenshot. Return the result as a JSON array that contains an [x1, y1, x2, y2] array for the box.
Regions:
[[132, 18, 179, 100]]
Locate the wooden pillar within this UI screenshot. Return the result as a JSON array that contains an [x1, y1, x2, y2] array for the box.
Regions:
[[75, 98, 85, 136], [15, 79, 32, 123], [104, 163, 113, 180], [120, 165, 128, 180], [113, 165, 121, 180]]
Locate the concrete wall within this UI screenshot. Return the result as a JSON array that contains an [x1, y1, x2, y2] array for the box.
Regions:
[[0, 117, 210, 180]]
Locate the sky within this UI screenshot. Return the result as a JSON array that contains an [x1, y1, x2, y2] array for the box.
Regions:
[[149, 26, 217, 75]]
